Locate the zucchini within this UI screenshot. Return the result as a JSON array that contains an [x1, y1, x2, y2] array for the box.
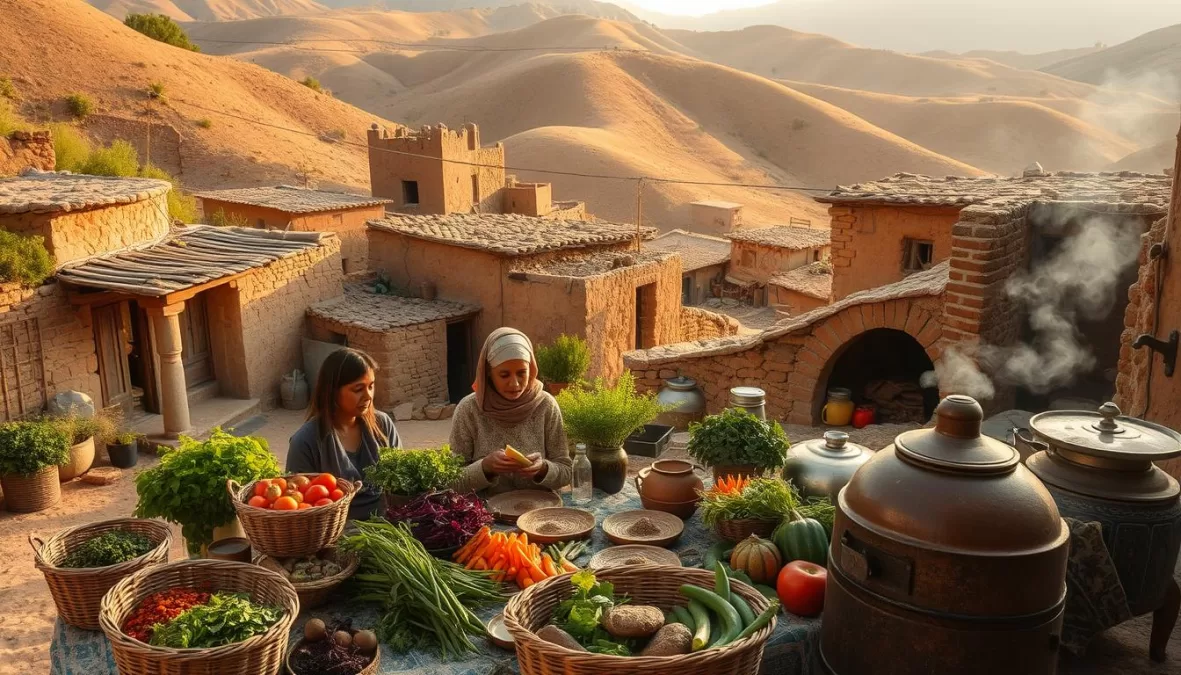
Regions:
[[680, 585, 741, 648], [714, 562, 731, 604], [730, 591, 756, 628], [733, 600, 780, 641], [686, 599, 711, 650], [671, 605, 695, 631], [705, 612, 721, 648], [702, 541, 733, 571]]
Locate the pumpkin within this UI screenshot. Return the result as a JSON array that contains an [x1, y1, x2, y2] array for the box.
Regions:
[[772, 512, 829, 566], [729, 534, 782, 584]]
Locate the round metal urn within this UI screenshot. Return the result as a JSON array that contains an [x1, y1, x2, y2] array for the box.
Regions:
[[822, 395, 1070, 675], [782, 431, 873, 502], [655, 375, 707, 431]]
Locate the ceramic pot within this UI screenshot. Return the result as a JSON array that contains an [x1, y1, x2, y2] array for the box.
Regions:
[[107, 440, 139, 469], [58, 436, 95, 482], [193, 517, 247, 559], [638, 494, 700, 520], [635, 459, 706, 504], [656, 376, 707, 430], [280, 370, 309, 411], [588, 444, 628, 495]]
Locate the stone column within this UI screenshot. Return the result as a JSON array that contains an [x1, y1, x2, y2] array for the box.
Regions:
[[149, 303, 191, 438]]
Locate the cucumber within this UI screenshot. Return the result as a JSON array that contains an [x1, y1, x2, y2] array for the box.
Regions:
[[730, 591, 756, 628], [680, 585, 742, 648], [733, 600, 780, 641], [702, 541, 733, 571], [705, 612, 721, 648], [714, 562, 731, 604], [687, 599, 711, 651], [671, 605, 695, 631]]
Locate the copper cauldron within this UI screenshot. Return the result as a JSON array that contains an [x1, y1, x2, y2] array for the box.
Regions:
[[821, 395, 1069, 675]]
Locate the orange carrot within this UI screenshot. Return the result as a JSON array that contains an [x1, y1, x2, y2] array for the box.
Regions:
[[518, 532, 529, 547], [455, 527, 489, 562], [541, 554, 558, 577], [473, 557, 488, 571], [561, 559, 579, 573], [516, 567, 531, 589], [521, 576, 535, 588]]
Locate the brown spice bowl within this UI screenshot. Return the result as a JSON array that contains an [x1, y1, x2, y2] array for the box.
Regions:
[[254, 546, 359, 612], [714, 517, 779, 543], [504, 565, 776, 675], [516, 507, 595, 545], [285, 637, 380, 675], [639, 494, 701, 520], [229, 476, 360, 558]]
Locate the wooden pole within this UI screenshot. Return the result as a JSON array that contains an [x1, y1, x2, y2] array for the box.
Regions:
[[635, 177, 644, 252]]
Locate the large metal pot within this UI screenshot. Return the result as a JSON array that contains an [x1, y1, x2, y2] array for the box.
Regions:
[[822, 395, 1069, 675], [1018, 401, 1181, 661], [655, 376, 707, 431], [782, 431, 872, 502]]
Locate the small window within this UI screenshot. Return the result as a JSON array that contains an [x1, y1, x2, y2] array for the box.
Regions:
[[903, 238, 935, 273], [471, 174, 480, 205], [681, 276, 692, 305], [402, 180, 420, 206], [812, 250, 820, 262]]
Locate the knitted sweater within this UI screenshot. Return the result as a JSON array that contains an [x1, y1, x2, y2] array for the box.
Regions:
[[449, 391, 572, 495]]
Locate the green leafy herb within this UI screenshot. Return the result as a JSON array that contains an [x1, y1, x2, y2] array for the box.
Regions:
[[688, 409, 790, 470], [795, 496, 836, 533], [556, 372, 669, 448], [61, 530, 154, 568], [0, 420, 70, 476], [701, 477, 799, 527], [536, 334, 591, 385], [553, 570, 631, 654], [364, 445, 464, 496], [148, 592, 283, 649], [134, 429, 279, 555]]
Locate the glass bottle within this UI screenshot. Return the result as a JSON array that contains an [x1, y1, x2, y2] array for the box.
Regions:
[[571, 443, 593, 505]]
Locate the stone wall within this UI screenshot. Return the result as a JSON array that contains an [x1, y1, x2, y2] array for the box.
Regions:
[[549, 201, 587, 220], [0, 196, 172, 266], [680, 306, 740, 342], [1, 131, 54, 176], [1115, 216, 1167, 416], [769, 285, 829, 316], [829, 204, 959, 300], [368, 124, 505, 215], [0, 281, 99, 421], [84, 114, 183, 176]]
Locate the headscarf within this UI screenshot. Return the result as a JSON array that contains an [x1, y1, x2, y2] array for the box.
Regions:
[[473, 327, 545, 425]]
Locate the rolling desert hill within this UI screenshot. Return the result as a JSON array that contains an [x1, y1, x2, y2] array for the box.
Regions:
[[1042, 23, 1181, 97], [3, 0, 393, 196], [89, 0, 327, 21], [316, 0, 638, 23], [922, 46, 1104, 72]]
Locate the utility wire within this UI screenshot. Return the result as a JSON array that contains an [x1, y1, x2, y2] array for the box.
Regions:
[[193, 37, 644, 54]]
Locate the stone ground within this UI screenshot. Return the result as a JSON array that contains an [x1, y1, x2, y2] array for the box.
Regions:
[[0, 412, 1175, 674]]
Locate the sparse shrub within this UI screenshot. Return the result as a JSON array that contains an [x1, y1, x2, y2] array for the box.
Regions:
[[124, 13, 199, 52], [65, 93, 93, 119], [321, 128, 346, 142], [195, 118, 212, 129], [790, 117, 807, 131], [300, 76, 323, 93], [0, 76, 17, 100], [140, 164, 198, 223], [207, 208, 249, 228], [50, 123, 92, 172], [0, 98, 28, 136], [81, 139, 139, 177], [0, 230, 54, 287], [148, 82, 166, 99]]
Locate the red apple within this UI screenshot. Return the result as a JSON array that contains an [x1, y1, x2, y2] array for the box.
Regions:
[[776, 560, 827, 617]]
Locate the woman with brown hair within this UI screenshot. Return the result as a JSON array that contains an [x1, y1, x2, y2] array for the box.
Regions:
[[287, 348, 400, 520], [450, 327, 571, 495]]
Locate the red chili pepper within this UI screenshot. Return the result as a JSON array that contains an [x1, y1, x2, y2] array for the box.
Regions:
[[122, 588, 211, 643]]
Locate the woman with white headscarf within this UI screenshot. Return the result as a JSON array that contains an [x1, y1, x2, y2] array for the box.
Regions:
[[449, 327, 572, 495]]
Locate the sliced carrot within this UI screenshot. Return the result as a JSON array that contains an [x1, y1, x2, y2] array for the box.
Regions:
[[518, 532, 529, 547], [561, 559, 579, 573], [541, 554, 558, 577], [455, 527, 489, 562]]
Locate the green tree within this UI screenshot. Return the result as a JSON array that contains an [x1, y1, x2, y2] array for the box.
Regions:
[[124, 13, 199, 52]]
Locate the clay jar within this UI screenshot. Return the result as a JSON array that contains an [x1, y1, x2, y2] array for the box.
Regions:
[[636, 460, 705, 503]]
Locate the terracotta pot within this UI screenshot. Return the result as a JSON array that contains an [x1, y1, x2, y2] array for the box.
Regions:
[[635, 459, 706, 504], [58, 436, 95, 482], [1, 466, 62, 513], [710, 463, 761, 482], [544, 382, 569, 396]]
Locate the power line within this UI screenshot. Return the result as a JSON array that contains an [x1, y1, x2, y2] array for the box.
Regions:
[[193, 37, 644, 54]]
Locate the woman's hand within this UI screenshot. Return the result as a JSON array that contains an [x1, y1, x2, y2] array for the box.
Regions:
[[517, 453, 548, 481], [481, 450, 524, 477]]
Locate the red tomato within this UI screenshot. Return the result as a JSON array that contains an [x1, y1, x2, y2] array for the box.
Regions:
[[272, 477, 288, 492], [247, 495, 269, 508], [776, 560, 827, 617], [313, 498, 333, 507], [273, 496, 298, 511], [312, 473, 337, 491], [304, 485, 330, 503], [329, 489, 344, 502], [253, 480, 271, 498], [297, 502, 312, 510]]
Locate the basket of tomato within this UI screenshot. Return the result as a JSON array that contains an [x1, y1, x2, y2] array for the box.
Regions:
[[228, 473, 358, 558]]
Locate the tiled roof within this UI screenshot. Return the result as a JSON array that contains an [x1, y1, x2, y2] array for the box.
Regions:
[[769, 262, 833, 300], [309, 285, 478, 331], [815, 171, 1172, 209], [726, 226, 831, 249], [368, 213, 655, 256], [644, 229, 731, 271], [193, 185, 392, 214], [0, 172, 171, 215], [57, 226, 331, 296]]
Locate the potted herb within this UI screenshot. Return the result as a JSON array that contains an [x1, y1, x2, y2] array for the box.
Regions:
[[0, 420, 71, 512], [134, 429, 280, 556], [700, 476, 798, 542], [556, 372, 668, 495], [536, 334, 591, 395], [688, 408, 789, 481], [364, 445, 465, 509], [52, 408, 117, 481], [107, 431, 140, 469]]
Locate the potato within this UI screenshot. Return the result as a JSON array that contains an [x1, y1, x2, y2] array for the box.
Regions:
[[536, 625, 586, 651], [639, 623, 693, 656], [603, 605, 664, 638]]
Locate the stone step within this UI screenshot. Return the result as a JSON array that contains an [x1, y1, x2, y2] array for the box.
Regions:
[[134, 397, 261, 452]]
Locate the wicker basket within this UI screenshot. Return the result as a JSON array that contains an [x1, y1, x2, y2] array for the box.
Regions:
[[229, 476, 359, 558], [32, 518, 172, 630], [99, 559, 300, 675], [2, 465, 63, 513], [504, 565, 777, 675], [254, 546, 359, 611], [714, 518, 779, 543], [285, 636, 381, 675]]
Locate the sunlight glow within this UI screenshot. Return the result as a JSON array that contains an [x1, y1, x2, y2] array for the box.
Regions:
[[626, 0, 779, 16]]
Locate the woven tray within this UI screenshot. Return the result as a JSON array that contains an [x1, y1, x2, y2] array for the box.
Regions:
[[487, 490, 563, 524], [229, 476, 359, 558], [503, 565, 776, 675], [32, 518, 172, 630], [588, 545, 681, 570], [516, 507, 595, 545], [601, 509, 684, 547], [254, 546, 359, 611], [99, 559, 300, 675]]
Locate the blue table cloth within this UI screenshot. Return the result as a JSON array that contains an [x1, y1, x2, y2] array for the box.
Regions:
[[51, 482, 821, 674]]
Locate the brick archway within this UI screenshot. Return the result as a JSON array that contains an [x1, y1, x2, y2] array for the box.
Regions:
[[784, 297, 943, 425]]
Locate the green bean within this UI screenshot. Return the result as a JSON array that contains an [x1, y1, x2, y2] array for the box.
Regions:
[[715, 563, 731, 604], [733, 600, 780, 641]]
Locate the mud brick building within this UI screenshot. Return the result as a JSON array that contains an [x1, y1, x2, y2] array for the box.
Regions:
[[644, 229, 731, 306], [724, 226, 831, 307]]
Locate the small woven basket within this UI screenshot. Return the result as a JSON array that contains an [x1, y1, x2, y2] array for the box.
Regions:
[[99, 559, 300, 675], [254, 546, 359, 611], [503, 565, 776, 675], [32, 518, 173, 630], [285, 637, 381, 675], [2, 465, 62, 513], [229, 476, 359, 558], [714, 518, 779, 543]]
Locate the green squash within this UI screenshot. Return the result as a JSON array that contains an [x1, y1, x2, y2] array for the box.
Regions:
[[772, 512, 829, 566]]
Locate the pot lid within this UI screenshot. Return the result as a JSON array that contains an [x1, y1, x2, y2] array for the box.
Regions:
[[893, 395, 1019, 475], [729, 386, 765, 404], [663, 375, 698, 390], [803, 431, 871, 460], [1029, 402, 1181, 462]]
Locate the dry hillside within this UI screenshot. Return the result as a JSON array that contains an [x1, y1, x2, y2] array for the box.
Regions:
[[922, 47, 1104, 72], [2, 0, 393, 196], [316, 0, 638, 22], [89, 0, 327, 21], [1043, 23, 1181, 97]]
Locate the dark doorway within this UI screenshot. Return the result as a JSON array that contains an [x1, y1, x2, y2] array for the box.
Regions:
[[471, 174, 480, 208], [127, 302, 159, 416], [820, 328, 937, 424], [636, 283, 657, 349], [681, 276, 692, 305], [446, 320, 473, 403]]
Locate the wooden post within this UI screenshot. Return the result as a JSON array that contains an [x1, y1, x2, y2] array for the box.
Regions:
[[147, 303, 191, 439]]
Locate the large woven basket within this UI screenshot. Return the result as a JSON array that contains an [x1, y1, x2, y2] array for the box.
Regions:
[[32, 518, 172, 630], [285, 636, 381, 675], [2, 465, 62, 513], [503, 565, 777, 675], [99, 559, 300, 675], [229, 476, 359, 558], [254, 546, 359, 611], [714, 517, 779, 543]]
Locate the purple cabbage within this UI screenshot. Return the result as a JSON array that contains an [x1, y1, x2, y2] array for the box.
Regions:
[[385, 490, 493, 550]]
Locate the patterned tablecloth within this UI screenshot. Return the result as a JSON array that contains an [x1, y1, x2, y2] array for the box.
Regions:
[[50, 481, 822, 675]]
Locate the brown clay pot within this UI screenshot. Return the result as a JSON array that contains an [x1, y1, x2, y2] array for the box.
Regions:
[[635, 460, 706, 503]]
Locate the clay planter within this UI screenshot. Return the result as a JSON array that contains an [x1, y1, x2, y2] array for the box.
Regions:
[[106, 440, 139, 469], [383, 492, 413, 513], [2, 466, 62, 513], [191, 518, 248, 559], [58, 436, 96, 482]]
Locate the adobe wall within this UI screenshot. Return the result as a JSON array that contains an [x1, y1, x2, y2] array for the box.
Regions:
[[730, 240, 825, 284], [691, 203, 742, 235], [684, 264, 725, 305], [0, 196, 172, 266], [0, 281, 99, 421], [1115, 216, 1167, 417], [770, 286, 829, 315], [829, 204, 958, 299], [680, 306, 740, 342], [368, 124, 505, 215], [84, 114, 183, 177], [1, 131, 55, 176], [503, 183, 552, 217], [232, 238, 344, 408], [549, 201, 587, 220]]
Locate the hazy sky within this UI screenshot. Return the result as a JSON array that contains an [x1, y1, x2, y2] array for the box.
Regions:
[[625, 0, 773, 15]]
